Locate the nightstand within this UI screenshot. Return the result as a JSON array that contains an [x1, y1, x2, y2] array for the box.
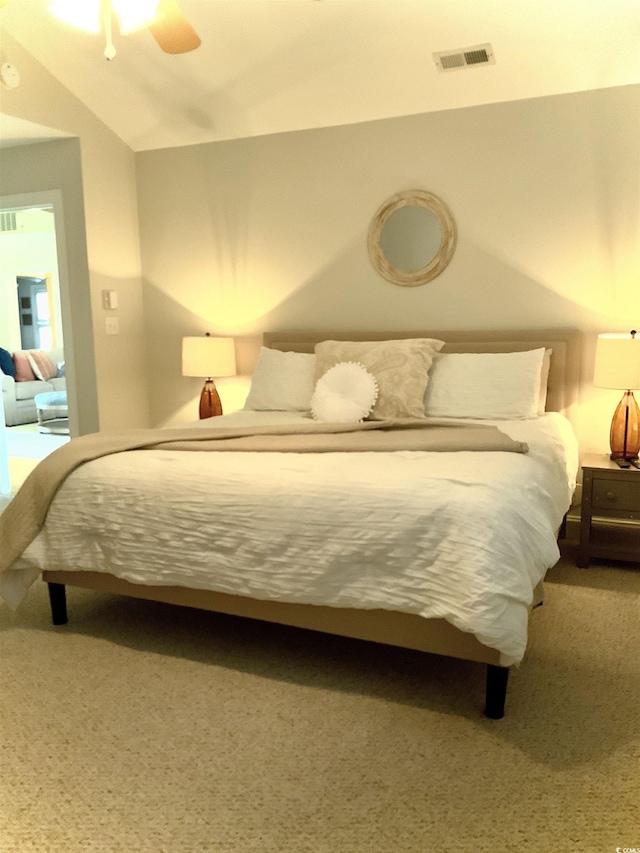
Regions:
[[577, 454, 640, 567]]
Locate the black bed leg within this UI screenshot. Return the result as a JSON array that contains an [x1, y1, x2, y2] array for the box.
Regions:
[[47, 583, 68, 626], [485, 664, 509, 719]]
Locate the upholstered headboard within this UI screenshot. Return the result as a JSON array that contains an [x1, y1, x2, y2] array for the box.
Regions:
[[262, 329, 582, 419]]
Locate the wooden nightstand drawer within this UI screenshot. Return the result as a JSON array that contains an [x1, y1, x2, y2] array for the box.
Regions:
[[578, 457, 640, 567], [592, 478, 640, 512]]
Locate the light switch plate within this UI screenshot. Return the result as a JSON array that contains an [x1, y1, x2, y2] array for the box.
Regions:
[[102, 289, 118, 310]]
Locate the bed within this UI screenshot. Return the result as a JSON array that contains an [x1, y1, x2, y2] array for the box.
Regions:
[[0, 328, 581, 718]]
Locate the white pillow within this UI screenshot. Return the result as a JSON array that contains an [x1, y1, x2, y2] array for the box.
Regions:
[[244, 347, 316, 411], [538, 348, 552, 415], [423, 348, 547, 420], [311, 362, 378, 423]]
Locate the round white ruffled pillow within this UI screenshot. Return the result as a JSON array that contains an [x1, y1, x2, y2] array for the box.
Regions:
[[311, 361, 379, 423]]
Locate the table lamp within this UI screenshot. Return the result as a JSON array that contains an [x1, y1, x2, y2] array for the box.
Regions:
[[182, 333, 236, 418], [593, 330, 640, 467]]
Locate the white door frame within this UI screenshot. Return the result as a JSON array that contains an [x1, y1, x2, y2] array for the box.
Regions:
[[0, 384, 9, 495], [0, 188, 85, 436]]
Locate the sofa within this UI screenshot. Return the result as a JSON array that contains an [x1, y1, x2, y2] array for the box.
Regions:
[[1, 347, 66, 427]]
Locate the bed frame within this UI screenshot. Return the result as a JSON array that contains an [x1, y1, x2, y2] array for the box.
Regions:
[[43, 328, 581, 719]]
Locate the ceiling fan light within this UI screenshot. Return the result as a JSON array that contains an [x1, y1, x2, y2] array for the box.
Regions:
[[49, 0, 101, 33], [112, 0, 161, 34]]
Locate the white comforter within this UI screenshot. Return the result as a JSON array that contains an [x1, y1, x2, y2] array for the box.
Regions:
[[8, 411, 578, 666]]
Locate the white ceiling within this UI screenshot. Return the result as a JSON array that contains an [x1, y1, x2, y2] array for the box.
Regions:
[[1, 0, 639, 152]]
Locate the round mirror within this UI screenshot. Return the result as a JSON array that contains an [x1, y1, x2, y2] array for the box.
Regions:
[[368, 190, 457, 287]]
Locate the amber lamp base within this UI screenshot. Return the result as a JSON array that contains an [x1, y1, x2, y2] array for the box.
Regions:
[[609, 390, 640, 461], [199, 379, 223, 419]]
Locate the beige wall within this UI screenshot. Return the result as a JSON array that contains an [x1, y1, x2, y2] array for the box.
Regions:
[[0, 32, 149, 432], [136, 84, 639, 453]]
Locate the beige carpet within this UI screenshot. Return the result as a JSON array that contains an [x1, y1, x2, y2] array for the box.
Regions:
[[0, 545, 638, 853]]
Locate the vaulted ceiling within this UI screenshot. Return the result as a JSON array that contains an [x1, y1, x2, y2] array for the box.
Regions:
[[1, 0, 639, 152]]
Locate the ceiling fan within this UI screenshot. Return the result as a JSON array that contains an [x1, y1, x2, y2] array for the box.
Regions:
[[1, 0, 201, 59]]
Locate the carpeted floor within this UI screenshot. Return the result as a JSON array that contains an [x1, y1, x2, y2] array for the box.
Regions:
[[5, 422, 69, 460], [1, 423, 68, 510], [0, 544, 638, 853]]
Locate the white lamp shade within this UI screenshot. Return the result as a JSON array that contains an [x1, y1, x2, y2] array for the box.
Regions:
[[182, 336, 236, 378], [594, 333, 640, 390]]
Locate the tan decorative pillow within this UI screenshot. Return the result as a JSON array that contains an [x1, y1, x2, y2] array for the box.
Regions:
[[26, 350, 57, 382], [314, 338, 445, 419]]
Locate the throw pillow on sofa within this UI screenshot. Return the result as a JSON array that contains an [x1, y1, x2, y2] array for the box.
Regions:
[[0, 347, 15, 378], [12, 352, 37, 382], [26, 350, 57, 381]]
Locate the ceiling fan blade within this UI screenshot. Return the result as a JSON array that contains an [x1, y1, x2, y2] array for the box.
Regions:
[[148, 0, 201, 55]]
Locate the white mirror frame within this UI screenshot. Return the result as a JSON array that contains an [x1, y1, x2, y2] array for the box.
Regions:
[[367, 189, 457, 287]]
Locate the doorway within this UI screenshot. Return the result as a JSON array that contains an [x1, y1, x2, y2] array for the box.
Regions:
[[0, 204, 63, 353], [0, 199, 68, 489], [0, 126, 101, 443]]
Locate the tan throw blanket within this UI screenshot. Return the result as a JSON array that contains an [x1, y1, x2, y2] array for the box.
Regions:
[[0, 419, 527, 575]]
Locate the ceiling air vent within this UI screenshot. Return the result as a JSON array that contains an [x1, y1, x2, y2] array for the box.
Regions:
[[0, 211, 17, 233], [434, 43, 495, 73]]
